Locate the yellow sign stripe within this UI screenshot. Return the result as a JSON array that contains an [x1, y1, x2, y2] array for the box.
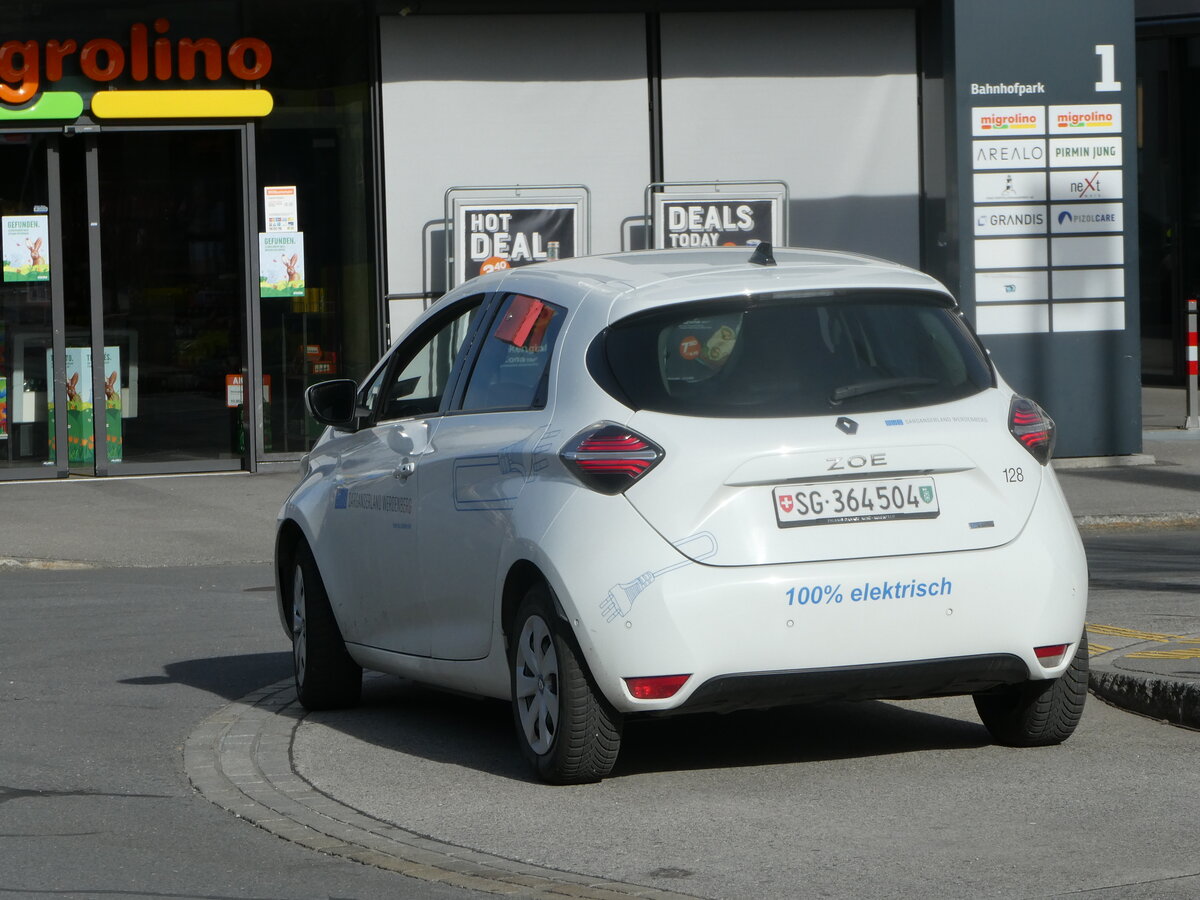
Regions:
[[91, 89, 273, 119], [1087, 643, 1113, 656], [1085, 624, 1180, 643]]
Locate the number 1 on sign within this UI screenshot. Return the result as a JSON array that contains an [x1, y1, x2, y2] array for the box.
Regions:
[[1095, 44, 1121, 92]]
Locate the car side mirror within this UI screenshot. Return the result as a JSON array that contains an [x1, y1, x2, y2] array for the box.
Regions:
[[305, 379, 361, 430]]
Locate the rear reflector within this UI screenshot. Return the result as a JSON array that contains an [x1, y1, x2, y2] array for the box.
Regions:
[[560, 423, 663, 494], [625, 674, 690, 700], [1034, 644, 1070, 667], [1009, 395, 1056, 465]]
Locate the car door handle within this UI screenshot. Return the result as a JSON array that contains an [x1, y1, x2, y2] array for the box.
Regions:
[[393, 459, 416, 480]]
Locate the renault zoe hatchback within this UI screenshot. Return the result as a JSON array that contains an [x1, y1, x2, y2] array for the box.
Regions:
[[275, 245, 1088, 784]]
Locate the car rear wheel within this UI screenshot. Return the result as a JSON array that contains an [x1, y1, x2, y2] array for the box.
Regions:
[[974, 631, 1088, 747], [291, 543, 362, 710], [509, 583, 622, 784]]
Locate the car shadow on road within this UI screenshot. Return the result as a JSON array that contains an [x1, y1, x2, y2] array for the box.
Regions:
[[120, 652, 293, 702], [305, 674, 994, 783]]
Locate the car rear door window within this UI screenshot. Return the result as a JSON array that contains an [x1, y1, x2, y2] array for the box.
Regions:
[[459, 293, 566, 412]]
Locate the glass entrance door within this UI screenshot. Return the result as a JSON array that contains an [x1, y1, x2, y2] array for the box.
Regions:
[[0, 134, 56, 477], [0, 128, 250, 479], [90, 130, 248, 473]]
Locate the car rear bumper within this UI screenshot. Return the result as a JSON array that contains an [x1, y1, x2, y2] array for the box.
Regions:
[[665, 654, 1029, 715], [538, 471, 1087, 714]]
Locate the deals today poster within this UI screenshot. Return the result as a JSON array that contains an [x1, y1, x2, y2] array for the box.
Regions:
[[2, 215, 50, 282]]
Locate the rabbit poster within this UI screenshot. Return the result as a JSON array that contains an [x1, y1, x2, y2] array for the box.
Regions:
[[45, 346, 123, 465], [2, 215, 51, 283], [258, 232, 306, 298]]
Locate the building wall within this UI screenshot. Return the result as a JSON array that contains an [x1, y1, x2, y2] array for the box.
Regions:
[[379, 9, 919, 337]]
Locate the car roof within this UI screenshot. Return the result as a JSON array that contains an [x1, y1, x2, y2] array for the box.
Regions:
[[486, 246, 954, 320]]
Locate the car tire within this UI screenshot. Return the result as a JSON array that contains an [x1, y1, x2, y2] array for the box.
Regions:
[[509, 583, 622, 784], [291, 542, 362, 711], [973, 631, 1088, 747]]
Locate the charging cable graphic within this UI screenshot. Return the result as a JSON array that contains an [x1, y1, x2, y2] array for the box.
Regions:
[[599, 532, 718, 623]]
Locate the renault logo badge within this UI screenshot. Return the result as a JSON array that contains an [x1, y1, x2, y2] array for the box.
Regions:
[[835, 416, 858, 435]]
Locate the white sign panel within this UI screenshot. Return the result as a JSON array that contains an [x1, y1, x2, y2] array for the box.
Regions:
[[973, 172, 1046, 203], [1050, 235, 1124, 267], [974, 205, 1046, 236], [974, 304, 1050, 335], [1051, 268, 1124, 300], [1050, 203, 1123, 234], [1047, 104, 1122, 135], [972, 140, 1047, 170], [1052, 301, 1124, 332], [1049, 169, 1123, 201], [971, 106, 1045, 137], [1049, 137, 1122, 168], [975, 271, 1049, 303], [974, 238, 1048, 270]]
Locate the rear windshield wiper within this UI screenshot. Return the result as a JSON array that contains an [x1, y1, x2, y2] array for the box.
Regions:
[[830, 376, 939, 403]]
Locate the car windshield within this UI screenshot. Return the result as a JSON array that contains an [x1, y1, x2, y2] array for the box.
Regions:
[[596, 290, 993, 418]]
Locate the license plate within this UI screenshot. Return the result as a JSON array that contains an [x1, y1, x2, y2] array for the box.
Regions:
[[773, 477, 939, 527]]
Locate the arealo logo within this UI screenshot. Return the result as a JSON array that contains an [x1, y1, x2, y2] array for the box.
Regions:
[[0, 19, 272, 105]]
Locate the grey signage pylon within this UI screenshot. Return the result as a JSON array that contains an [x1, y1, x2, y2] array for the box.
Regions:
[[948, 0, 1140, 457]]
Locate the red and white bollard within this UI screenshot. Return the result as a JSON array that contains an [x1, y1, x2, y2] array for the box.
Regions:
[[1187, 298, 1198, 429]]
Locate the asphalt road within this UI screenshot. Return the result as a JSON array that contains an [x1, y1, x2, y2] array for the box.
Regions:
[[0, 563, 489, 900], [1, 531, 1197, 900]]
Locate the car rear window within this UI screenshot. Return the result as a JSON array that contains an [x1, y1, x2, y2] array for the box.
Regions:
[[594, 291, 994, 418]]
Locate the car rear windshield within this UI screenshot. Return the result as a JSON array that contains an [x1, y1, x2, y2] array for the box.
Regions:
[[594, 291, 994, 418]]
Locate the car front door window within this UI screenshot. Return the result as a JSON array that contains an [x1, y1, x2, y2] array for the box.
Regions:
[[380, 300, 483, 421]]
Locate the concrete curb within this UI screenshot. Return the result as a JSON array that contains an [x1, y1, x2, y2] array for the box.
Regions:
[[184, 679, 703, 900], [1074, 513, 1200, 530], [1089, 671, 1200, 731]]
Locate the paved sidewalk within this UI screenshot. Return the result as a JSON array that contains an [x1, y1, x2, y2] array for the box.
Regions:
[[1054, 386, 1200, 730]]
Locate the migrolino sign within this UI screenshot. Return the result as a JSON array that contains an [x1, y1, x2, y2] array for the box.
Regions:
[[0, 18, 273, 120]]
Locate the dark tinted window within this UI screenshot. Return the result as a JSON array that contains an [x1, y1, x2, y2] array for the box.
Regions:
[[596, 292, 993, 418], [460, 294, 565, 412]]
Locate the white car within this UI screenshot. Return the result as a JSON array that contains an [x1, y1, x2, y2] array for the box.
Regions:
[[275, 245, 1088, 784]]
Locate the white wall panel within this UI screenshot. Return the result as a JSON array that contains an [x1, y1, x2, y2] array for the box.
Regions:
[[380, 15, 650, 298], [660, 11, 920, 265]]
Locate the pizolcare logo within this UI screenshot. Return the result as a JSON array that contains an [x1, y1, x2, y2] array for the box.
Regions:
[[0, 19, 272, 105]]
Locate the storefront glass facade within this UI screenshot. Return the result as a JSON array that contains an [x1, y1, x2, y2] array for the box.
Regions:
[[0, 0, 379, 478]]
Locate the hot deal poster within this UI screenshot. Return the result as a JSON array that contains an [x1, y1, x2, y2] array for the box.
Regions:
[[455, 204, 577, 285]]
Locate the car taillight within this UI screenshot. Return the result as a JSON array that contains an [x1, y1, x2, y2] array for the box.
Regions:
[[1009, 396, 1056, 465], [625, 674, 690, 700], [1035, 644, 1070, 667], [560, 423, 663, 494]]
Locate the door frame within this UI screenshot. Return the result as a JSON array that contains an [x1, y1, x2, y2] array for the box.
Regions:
[[0, 122, 262, 480]]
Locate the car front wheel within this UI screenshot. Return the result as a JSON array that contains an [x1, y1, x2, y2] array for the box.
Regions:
[[509, 584, 622, 784], [974, 631, 1088, 747], [291, 543, 362, 711]]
